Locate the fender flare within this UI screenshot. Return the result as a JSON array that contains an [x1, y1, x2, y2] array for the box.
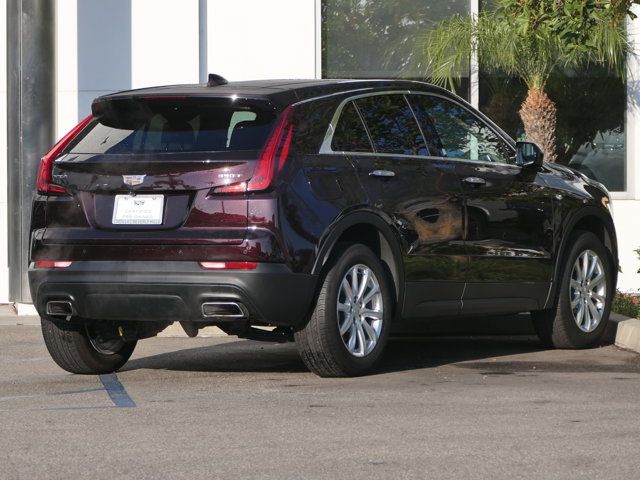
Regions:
[[544, 205, 618, 309], [312, 209, 406, 312]]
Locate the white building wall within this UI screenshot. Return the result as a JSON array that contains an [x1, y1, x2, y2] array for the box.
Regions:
[[206, 0, 317, 80], [611, 8, 640, 293], [0, 0, 9, 303]]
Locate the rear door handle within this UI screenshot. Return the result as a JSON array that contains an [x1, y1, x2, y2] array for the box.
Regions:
[[462, 176, 486, 186], [369, 170, 396, 178]]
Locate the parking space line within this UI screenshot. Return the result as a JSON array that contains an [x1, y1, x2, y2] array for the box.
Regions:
[[99, 373, 136, 408]]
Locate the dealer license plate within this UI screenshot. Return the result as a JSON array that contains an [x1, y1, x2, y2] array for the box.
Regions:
[[112, 194, 164, 225]]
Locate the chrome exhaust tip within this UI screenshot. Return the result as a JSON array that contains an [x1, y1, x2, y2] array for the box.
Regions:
[[46, 300, 74, 318], [201, 302, 248, 319]]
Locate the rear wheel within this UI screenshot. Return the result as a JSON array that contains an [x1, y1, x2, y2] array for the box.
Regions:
[[294, 244, 393, 377], [532, 231, 613, 349], [41, 317, 137, 374]]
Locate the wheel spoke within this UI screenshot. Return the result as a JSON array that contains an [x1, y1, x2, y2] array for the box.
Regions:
[[575, 301, 585, 325], [361, 308, 382, 320], [346, 324, 357, 351], [337, 302, 350, 312], [587, 298, 602, 323], [587, 254, 597, 280], [356, 322, 366, 356], [361, 320, 378, 344], [341, 278, 354, 302], [570, 279, 581, 291], [350, 266, 359, 299], [590, 272, 605, 288], [570, 295, 581, 308], [592, 292, 606, 304], [356, 269, 370, 303], [361, 284, 380, 306], [581, 252, 589, 282], [339, 314, 354, 336]]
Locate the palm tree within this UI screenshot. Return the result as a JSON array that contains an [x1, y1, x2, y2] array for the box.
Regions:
[[421, 1, 631, 162]]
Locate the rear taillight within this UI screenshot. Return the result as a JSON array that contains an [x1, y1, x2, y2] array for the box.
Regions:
[[34, 261, 73, 269], [214, 107, 293, 194], [37, 115, 93, 194], [198, 261, 258, 270]]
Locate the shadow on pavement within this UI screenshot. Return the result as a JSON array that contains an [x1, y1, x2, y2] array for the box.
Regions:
[[124, 335, 551, 375]]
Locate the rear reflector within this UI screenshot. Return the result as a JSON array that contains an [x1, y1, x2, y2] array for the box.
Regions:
[[213, 181, 248, 194], [198, 261, 258, 270], [34, 261, 73, 269], [37, 115, 94, 194]]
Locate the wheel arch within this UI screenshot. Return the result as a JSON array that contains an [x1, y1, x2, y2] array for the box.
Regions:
[[312, 211, 405, 317], [545, 206, 618, 309]]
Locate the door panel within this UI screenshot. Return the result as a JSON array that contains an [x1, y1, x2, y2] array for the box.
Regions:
[[410, 93, 554, 313], [455, 161, 554, 309], [342, 94, 466, 318]]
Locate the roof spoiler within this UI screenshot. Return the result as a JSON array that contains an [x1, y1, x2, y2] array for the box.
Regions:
[[207, 73, 229, 87]]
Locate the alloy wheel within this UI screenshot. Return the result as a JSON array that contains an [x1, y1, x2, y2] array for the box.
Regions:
[[337, 264, 384, 357], [569, 249, 607, 333]]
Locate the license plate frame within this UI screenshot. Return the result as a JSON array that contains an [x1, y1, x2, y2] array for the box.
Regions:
[[112, 194, 165, 225]]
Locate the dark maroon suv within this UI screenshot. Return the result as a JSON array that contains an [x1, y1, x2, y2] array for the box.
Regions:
[[29, 76, 618, 377]]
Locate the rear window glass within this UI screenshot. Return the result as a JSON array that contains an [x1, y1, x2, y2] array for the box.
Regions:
[[69, 98, 276, 154], [355, 95, 426, 156]]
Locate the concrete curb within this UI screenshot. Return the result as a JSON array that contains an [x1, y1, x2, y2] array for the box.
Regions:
[[610, 313, 640, 353]]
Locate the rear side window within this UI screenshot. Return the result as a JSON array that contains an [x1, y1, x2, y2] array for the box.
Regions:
[[355, 95, 426, 156], [69, 98, 276, 154], [331, 101, 373, 152]]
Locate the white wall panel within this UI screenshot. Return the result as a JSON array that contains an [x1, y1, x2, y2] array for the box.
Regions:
[[206, 0, 316, 81], [131, 0, 200, 88], [612, 200, 640, 292]]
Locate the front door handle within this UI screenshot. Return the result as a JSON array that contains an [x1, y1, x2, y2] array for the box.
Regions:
[[462, 176, 486, 186], [369, 170, 396, 178]]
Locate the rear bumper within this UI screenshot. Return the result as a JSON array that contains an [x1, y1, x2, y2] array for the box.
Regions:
[[28, 261, 317, 327]]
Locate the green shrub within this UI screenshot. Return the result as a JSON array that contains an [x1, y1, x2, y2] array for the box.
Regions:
[[613, 291, 640, 318]]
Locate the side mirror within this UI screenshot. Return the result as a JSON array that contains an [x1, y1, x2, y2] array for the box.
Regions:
[[516, 141, 544, 168]]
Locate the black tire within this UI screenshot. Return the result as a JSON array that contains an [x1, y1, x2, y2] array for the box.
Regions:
[[41, 317, 137, 374], [532, 230, 614, 349], [294, 244, 393, 377]]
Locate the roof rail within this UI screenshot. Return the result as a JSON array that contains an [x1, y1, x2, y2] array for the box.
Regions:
[[207, 73, 229, 87]]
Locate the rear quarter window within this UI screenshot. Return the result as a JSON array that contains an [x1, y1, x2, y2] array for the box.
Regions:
[[331, 101, 373, 153]]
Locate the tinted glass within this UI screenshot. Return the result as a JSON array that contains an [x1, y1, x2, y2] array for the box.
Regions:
[[355, 95, 426, 156], [70, 98, 275, 154], [414, 96, 513, 164], [331, 101, 373, 152], [406, 95, 446, 157]]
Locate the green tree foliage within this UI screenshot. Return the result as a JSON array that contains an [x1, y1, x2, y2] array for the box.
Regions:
[[422, 0, 634, 161]]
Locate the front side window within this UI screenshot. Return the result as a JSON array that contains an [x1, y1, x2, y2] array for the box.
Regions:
[[331, 101, 373, 152], [412, 95, 513, 164], [355, 95, 426, 156]]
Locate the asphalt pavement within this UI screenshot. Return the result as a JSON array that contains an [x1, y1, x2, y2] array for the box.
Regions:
[[1, 325, 639, 480]]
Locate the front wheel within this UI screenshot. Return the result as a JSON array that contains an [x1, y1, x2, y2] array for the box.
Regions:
[[294, 244, 393, 377], [41, 317, 137, 374], [532, 230, 614, 349]]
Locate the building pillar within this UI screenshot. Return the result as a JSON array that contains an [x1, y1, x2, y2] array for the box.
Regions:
[[7, 0, 56, 303]]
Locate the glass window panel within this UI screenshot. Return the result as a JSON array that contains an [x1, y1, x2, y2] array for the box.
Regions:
[[414, 95, 513, 164], [322, 0, 471, 99], [355, 95, 426, 156], [331, 101, 373, 152]]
